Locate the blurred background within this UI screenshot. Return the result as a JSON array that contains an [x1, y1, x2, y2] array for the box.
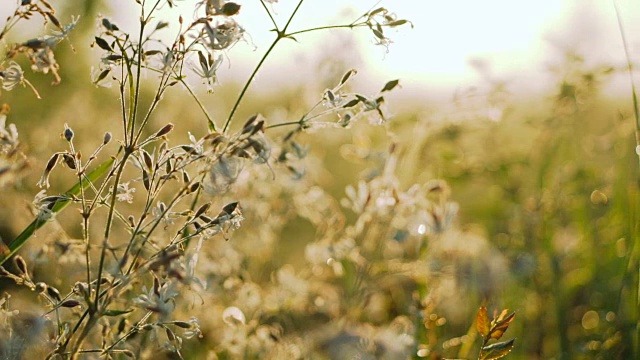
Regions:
[[1, 0, 639, 359]]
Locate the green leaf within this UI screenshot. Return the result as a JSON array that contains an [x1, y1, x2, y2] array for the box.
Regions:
[[103, 308, 134, 317], [368, 7, 386, 17], [0, 157, 116, 266], [386, 19, 409, 27], [284, 35, 298, 42], [480, 339, 516, 360]]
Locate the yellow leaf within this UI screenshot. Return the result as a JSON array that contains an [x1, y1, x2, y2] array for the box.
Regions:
[[476, 306, 491, 337], [489, 311, 515, 340]]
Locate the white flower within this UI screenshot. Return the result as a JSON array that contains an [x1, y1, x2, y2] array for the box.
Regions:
[[0, 62, 24, 91], [182, 317, 202, 339], [203, 19, 245, 51], [0, 114, 19, 149], [133, 282, 179, 315], [115, 182, 136, 203]]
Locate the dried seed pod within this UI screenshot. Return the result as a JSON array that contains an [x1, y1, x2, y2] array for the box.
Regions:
[[117, 318, 127, 334], [194, 203, 210, 218], [122, 350, 135, 358], [155, 123, 174, 137], [74, 282, 89, 298], [14, 255, 28, 275], [180, 145, 197, 155], [173, 321, 191, 329], [222, 202, 239, 214], [189, 182, 200, 193], [61, 299, 81, 308], [142, 169, 150, 191], [46, 12, 62, 30], [44, 153, 60, 173], [35, 282, 47, 293], [153, 277, 160, 297], [165, 157, 173, 174], [47, 286, 62, 301], [101, 18, 119, 31], [221, 2, 241, 16], [62, 153, 76, 169], [199, 215, 213, 223], [242, 114, 258, 133], [165, 327, 176, 341], [142, 149, 153, 170]]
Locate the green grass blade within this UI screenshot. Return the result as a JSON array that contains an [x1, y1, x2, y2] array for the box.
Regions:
[[0, 157, 115, 266]]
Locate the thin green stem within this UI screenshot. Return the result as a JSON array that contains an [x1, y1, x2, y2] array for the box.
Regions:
[[613, 0, 640, 167], [93, 152, 131, 308], [282, 0, 305, 33], [287, 23, 361, 37], [104, 311, 153, 352], [222, 37, 281, 133], [613, 2, 640, 358], [260, 0, 280, 31], [222, 0, 305, 133], [129, 1, 156, 143], [264, 120, 302, 130], [180, 78, 217, 131], [125, 185, 189, 276]]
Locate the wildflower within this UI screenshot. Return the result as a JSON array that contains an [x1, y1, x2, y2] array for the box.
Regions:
[[202, 18, 245, 51], [133, 282, 179, 315], [0, 114, 19, 150], [182, 317, 202, 339], [342, 181, 369, 213], [199, 0, 242, 17], [0, 62, 40, 98], [152, 201, 177, 225], [27, 46, 61, 84], [193, 53, 222, 91], [323, 89, 345, 108], [196, 0, 223, 16], [115, 182, 136, 203], [0, 62, 24, 91], [187, 132, 204, 156], [37, 153, 61, 189], [12, 17, 78, 85], [161, 49, 176, 73], [203, 156, 243, 195]]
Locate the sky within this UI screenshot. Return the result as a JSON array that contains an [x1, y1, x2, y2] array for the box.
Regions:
[[3, 0, 640, 97], [142, 0, 640, 96]]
